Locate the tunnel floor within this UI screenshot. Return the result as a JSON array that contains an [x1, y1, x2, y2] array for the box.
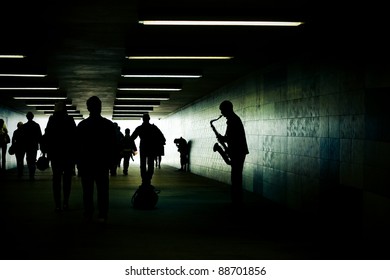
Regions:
[[1, 164, 388, 260]]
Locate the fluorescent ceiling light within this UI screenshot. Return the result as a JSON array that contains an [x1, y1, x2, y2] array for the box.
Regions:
[[112, 117, 143, 120], [36, 106, 77, 111], [28, 104, 73, 107], [126, 56, 232, 60], [25, 100, 72, 106], [117, 87, 181, 91], [44, 112, 83, 117], [113, 112, 146, 115], [114, 105, 160, 108], [114, 106, 153, 111], [14, 96, 67, 100], [116, 96, 170, 101], [0, 87, 59, 90], [116, 93, 170, 101], [115, 100, 160, 105], [121, 74, 201, 78], [43, 110, 80, 113], [139, 20, 303, 26], [0, 74, 47, 77], [113, 110, 152, 114], [0, 55, 25, 58]]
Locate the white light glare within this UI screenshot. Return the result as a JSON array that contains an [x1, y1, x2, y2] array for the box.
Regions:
[[0, 74, 47, 77], [0, 87, 59, 90], [26, 104, 73, 107], [116, 97, 170, 101], [126, 56, 232, 60], [117, 87, 181, 91], [139, 20, 303, 27], [121, 74, 201, 78], [0, 55, 25, 58], [13, 97, 67, 100]]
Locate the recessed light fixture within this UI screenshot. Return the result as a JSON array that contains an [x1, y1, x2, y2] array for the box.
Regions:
[[43, 110, 80, 114], [117, 87, 181, 91], [13, 96, 67, 100], [121, 73, 201, 78], [139, 20, 303, 27], [36, 106, 77, 111], [0, 74, 47, 77], [28, 104, 74, 107], [113, 111, 153, 115], [25, 100, 72, 106], [116, 93, 170, 101], [116, 96, 170, 101], [126, 56, 233, 60], [114, 106, 154, 111], [114, 105, 160, 111], [0, 55, 25, 59], [114, 100, 161, 107], [113, 112, 146, 116], [112, 117, 143, 120], [0, 87, 59, 90]]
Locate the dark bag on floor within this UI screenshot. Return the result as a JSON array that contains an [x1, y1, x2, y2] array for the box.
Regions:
[[131, 185, 160, 210]]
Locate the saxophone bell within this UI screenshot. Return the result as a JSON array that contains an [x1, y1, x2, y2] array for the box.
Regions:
[[210, 115, 231, 165]]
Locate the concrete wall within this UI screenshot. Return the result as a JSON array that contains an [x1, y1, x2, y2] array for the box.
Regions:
[[159, 54, 390, 234]]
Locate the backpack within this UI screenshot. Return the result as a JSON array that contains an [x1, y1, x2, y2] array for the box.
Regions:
[[131, 185, 160, 210]]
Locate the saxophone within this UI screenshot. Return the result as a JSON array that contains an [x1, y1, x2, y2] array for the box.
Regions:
[[210, 115, 231, 165]]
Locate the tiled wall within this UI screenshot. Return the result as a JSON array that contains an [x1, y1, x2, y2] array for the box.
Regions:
[[159, 55, 390, 233]]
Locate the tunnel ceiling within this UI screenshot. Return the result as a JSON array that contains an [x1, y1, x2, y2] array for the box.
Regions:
[[0, 1, 382, 120]]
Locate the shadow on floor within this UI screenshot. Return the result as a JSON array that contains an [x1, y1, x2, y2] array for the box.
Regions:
[[1, 165, 388, 260]]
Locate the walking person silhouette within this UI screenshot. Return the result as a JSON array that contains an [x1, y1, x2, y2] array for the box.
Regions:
[[11, 122, 26, 178], [121, 128, 137, 176], [23, 112, 42, 181], [44, 101, 77, 212], [0, 119, 10, 174], [76, 96, 117, 223], [130, 113, 165, 186]]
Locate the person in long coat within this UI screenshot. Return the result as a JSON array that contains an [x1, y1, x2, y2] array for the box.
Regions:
[[44, 101, 77, 212]]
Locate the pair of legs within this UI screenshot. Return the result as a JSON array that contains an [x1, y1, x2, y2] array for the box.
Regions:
[[140, 153, 154, 186], [179, 153, 188, 171], [15, 151, 26, 177], [51, 160, 73, 211], [122, 151, 132, 175], [155, 155, 162, 169], [0, 145, 6, 171], [230, 155, 246, 206], [26, 149, 38, 180], [81, 168, 109, 221]]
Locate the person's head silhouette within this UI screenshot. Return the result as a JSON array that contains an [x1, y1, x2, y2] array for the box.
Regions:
[[142, 113, 150, 123], [26, 111, 34, 121], [54, 101, 66, 114], [219, 100, 234, 117], [86, 96, 102, 115]]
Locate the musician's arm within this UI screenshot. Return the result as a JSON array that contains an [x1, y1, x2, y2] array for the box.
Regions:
[[217, 133, 227, 143]]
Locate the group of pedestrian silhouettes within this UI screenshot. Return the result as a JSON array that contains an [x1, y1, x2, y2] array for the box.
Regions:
[[1, 112, 43, 180], [1, 96, 248, 223]]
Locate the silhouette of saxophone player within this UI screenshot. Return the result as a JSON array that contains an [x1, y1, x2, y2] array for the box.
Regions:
[[216, 100, 249, 207]]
